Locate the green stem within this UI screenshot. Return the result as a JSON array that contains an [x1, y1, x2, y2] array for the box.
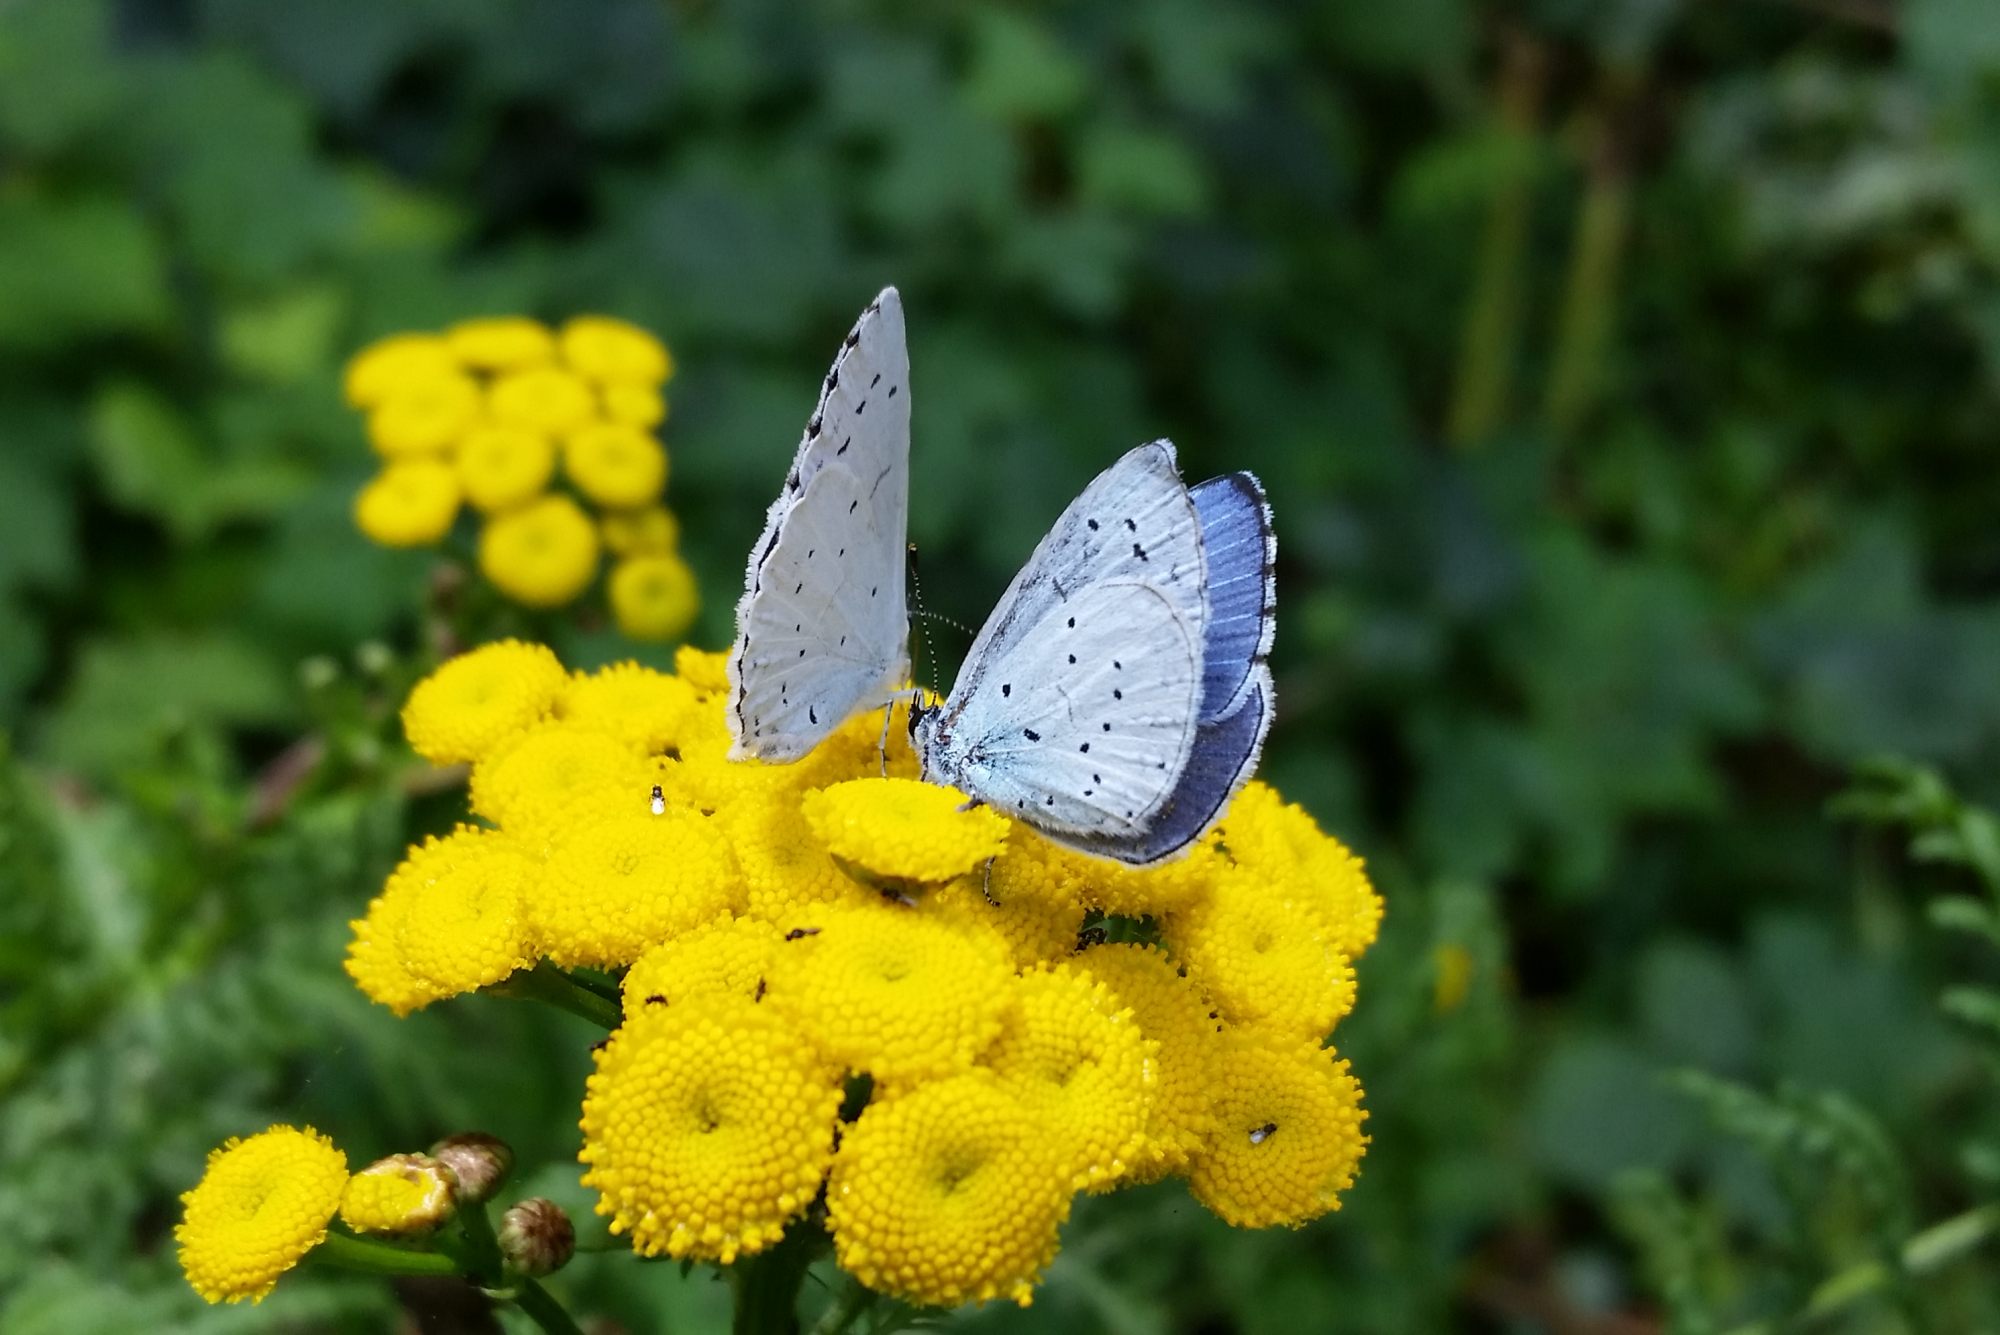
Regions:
[[310, 1230, 460, 1279], [1721, 1203, 2000, 1335], [439, 1201, 506, 1288], [731, 1224, 827, 1335], [1543, 82, 1634, 440], [513, 1278, 588, 1335], [807, 1277, 875, 1335], [487, 961, 622, 1029], [1446, 27, 1547, 452]]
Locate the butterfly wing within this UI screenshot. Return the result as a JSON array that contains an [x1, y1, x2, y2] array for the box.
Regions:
[[919, 441, 1208, 840], [728, 290, 911, 762], [1188, 472, 1275, 721]]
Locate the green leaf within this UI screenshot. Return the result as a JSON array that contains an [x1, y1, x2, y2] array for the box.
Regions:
[[219, 283, 349, 385], [0, 195, 171, 351], [87, 382, 315, 543], [1075, 124, 1212, 219], [961, 9, 1090, 121], [38, 635, 295, 779], [1529, 1037, 1695, 1188]]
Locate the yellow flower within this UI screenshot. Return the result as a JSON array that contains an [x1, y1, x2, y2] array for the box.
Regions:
[[532, 808, 741, 968], [1215, 782, 1383, 959], [802, 778, 1010, 888], [561, 661, 701, 754], [1433, 943, 1474, 1014], [828, 1075, 1070, 1309], [621, 915, 782, 1009], [401, 639, 568, 765], [928, 872, 1084, 971], [764, 901, 1013, 1085], [488, 365, 597, 435], [1184, 1034, 1367, 1228], [346, 863, 443, 1016], [354, 461, 460, 548], [344, 333, 458, 408], [479, 494, 600, 608], [979, 963, 1156, 1189], [177, 1126, 348, 1304], [446, 316, 556, 370], [564, 422, 668, 508], [561, 315, 674, 384], [340, 1154, 456, 1235], [469, 721, 651, 837], [367, 372, 483, 457], [609, 554, 700, 642], [1076, 943, 1219, 1178], [1045, 834, 1222, 919], [388, 828, 537, 997], [456, 424, 557, 513], [728, 799, 871, 926], [674, 645, 732, 695], [602, 381, 668, 428], [580, 998, 842, 1262], [1166, 864, 1357, 1039], [601, 504, 681, 556]]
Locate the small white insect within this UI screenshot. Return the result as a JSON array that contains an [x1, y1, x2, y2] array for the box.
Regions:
[[727, 290, 912, 762], [913, 441, 1275, 865]]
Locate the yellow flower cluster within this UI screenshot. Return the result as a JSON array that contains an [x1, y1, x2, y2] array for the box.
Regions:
[[344, 316, 698, 640], [354, 640, 1381, 1310]]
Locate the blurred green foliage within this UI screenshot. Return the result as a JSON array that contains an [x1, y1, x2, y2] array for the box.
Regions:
[[2, 0, 1999, 1330]]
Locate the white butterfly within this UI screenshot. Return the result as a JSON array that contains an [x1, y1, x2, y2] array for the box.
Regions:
[[913, 440, 1275, 865], [727, 289, 911, 762]]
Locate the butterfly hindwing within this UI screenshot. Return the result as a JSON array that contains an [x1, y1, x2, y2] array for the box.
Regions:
[[728, 290, 911, 761]]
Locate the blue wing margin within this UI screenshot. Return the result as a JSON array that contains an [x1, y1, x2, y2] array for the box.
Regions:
[[1189, 472, 1275, 721]]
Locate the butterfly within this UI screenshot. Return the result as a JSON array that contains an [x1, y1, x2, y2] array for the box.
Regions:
[[912, 440, 1275, 865], [727, 289, 912, 762]]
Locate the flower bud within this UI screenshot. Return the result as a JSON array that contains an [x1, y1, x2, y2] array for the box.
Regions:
[[497, 1198, 575, 1277], [430, 1132, 514, 1204], [338, 1153, 457, 1235]]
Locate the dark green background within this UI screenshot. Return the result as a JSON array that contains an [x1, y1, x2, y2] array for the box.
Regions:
[[4, 0, 1999, 1331]]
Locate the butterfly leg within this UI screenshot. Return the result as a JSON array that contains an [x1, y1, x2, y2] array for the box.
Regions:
[[980, 856, 997, 905]]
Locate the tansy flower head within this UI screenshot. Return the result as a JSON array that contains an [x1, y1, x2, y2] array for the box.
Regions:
[[478, 493, 600, 608], [1185, 1034, 1367, 1229], [1076, 943, 1220, 1178], [346, 862, 445, 1016], [177, 1125, 348, 1304], [368, 372, 483, 458], [340, 1153, 456, 1235], [488, 365, 596, 435], [561, 315, 674, 384], [561, 661, 701, 754], [469, 721, 651, 836], [401, 639, 568, 765], [580, 999, 842, 1262], [978, 963, 1157, 1190], [1166, 864, 1357, 1040], [385, 827, 537, 998], [565, 422, 668, 508], [344, 333, 458, 408], [609, 554, 700, 642], [1046, 833, 1222, 919], [1217, 782, 1383, 960], [765, 900, 1013, 1085], [457, 424, 557, 513], [354, 461, 461, 547], [622, 915, 783, 1009], [601, 504, 680, 556], [532, 808, 741, 967], [727, 800, 873, 925], [447, 316, 556, 370], [602, 381, 667, 428], [928, 872, 1084, 970], [802, 778, 1009, 889], [828, 1075, 1070, 1309], [674, 646, 732, 696]]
